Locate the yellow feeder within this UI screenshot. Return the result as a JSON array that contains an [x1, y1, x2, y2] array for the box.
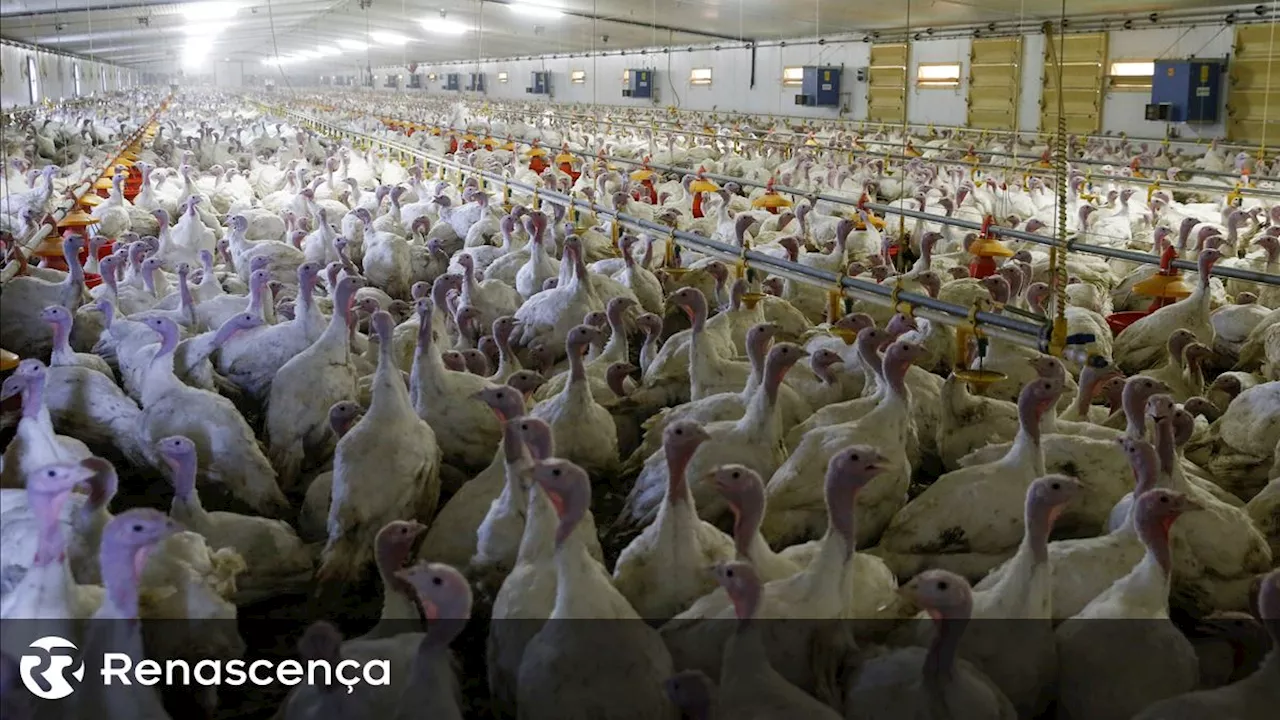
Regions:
[[94, 176, 114, 193], [751, 177, 792, 212], [689, 176, 719, 194], [57, 207, 99, 231], [740, 291, 766, 310], [629, 167, 656, 182], [804, 135, 820, 147], [556, 151, 578, 166], [0, 348, 18, 372], [525, 147, 550, 157], [953, 325, 1007, 392], [481, 136, 499, 148], [77, 193, 102, 209], [904, 140, 921, 158], [1133, 273, 1193, 299]]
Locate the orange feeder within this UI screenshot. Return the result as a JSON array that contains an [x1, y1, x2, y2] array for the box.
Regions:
[[526, 143, 550, 174], [0, 348, 18, 372], [751, 177, 793, 215], [462, 133, 478, 151], [447, 133, 459, 155], [689, 167, 719, 218], [93, 174, 114, 198], [967, 214, 1014, 279], [630, 156, 658, 204], [557, 146, 582, 183], [1107, 244, 1192, 335]]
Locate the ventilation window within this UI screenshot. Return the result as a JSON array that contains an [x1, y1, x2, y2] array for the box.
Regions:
[[622, 69, 630, 86], [27, 57, 40, 103], [782, 67, 805, 86], [917, 62, 961, 88], [1109, 60, 1155, 90], [428, 72, 438, 80], [570, 70, 586, 84], [690, 67, 712, 86], [498, 71, 508, 83]]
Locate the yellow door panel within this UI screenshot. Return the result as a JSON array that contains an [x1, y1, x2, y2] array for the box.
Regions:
[[1228, 23, 1280, 143]]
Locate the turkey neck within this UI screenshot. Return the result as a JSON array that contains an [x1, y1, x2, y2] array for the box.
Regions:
[[1135, 508, 1177, 593], [664, 444, 698, 506], [1008, 389, 1051, 475], [1152, 417, 1182, 489], [319, 281, 357, 355], [1071, 367, 1106, 419], [567, 339, 589, 385], [49, 314, 73, 357], [738, 352, 788, 435], [247, 274, 269, 320], [729, 487, 767, 560], [167, 451, 207, 520], [370, 321, 413, 419], [517, 484, 559, 565], [32, 487, 73, 566], [176, 269, 194, 315], [99, 538, 149, 619], [1123, 386, 1156, 439], [922, 599, 971, 693], [551, 521, 603, 619]]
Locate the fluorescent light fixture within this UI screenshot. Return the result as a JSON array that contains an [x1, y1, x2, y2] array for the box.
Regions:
[[183, 2, 239, 22], [370, 31, 410, 45], [423, 19, 470, 35], [508, 1, 564, 19], [315, 47, 340, 57], [917, 62, 961, 86], [183, 38, 213, 68], [182, 23, 229, 35], [1110, 60, 1155, 77], [338, 38, 368, 51]]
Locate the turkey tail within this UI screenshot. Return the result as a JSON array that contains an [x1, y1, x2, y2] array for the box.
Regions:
[[315, 536, 371, 588], [810, 620, 861, 712], [266, 439, 304, 492]]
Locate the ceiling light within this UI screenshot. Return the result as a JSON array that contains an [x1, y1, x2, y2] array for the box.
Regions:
[[183, 2, 240, 22], [182, 23, 229, 35], [370, 31, 410, 45], [422, 19, 470, 35], [315, 47, 341, 57], [338, 38, 368, 51], [508, 1, 564, 19]]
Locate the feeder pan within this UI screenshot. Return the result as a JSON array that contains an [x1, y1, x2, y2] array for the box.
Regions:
[[525, 147, 549, 157], [1132, 272, 1192, 300], [954, 368, 1007, 391], [630, 168, 656, 182], [481, 137, 499, 148], [969, 235, 1015, 258], [113, 156, 135, 169], [0, 348, 18, 372], [689, 178, 719, 193], [431, 128, 442, 136], [752, 193, 793, 209], [93, 176, 114, 196], [1106, 311, 1148, 335], [853, 214, 886, 231], [740, 291, 766, 310], [556, 152, 578, 166], [462, 134, 477, 142], [76, 194, 102, 209], [663, 266, 690, 280], [830, 326, 859, 344], [804, 137, 820, 146], [57, 208, 99, 231]]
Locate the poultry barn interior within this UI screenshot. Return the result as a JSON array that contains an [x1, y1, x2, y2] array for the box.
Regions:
[[3, 0, 1280, 718]]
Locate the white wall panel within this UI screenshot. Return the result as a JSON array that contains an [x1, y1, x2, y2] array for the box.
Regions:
[[1, 40, 136, 109], [356, 25, 1248, 140]]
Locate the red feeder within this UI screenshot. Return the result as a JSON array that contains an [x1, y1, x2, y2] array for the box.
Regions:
[[967, 214, 1013, 279]]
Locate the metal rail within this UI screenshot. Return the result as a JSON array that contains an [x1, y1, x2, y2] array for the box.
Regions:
[[263, 101, 1052, 352], [290, 100, 1280, 288], [525, 109, 1280, 184], [344, 101, 1280, 202], [11, 95, 169, 253]]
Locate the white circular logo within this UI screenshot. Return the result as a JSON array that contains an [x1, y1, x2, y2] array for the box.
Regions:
[[19, 636, 85, 700]]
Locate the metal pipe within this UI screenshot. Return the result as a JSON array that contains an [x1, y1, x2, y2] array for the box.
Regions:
[[298, 102, 1280, 286], [864, 200, 1280, 286], [274, 103, 1049, 350]]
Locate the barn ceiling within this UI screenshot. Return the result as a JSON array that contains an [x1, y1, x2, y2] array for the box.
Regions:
[[0, 0, 1258, 69]]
